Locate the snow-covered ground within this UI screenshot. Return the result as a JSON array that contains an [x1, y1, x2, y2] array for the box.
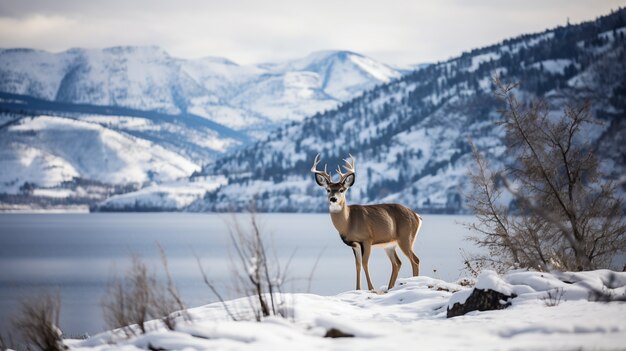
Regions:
[[69, 270, 626, 351]]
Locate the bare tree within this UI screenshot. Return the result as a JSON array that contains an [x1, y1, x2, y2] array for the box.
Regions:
[[13, 292, 65, 351], [465, 79, 626, 272]]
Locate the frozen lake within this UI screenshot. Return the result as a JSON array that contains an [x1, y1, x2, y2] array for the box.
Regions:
[[0, 213, 476, 336]]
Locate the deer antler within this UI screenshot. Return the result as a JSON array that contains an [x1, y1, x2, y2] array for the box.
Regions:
[[311, 153, 331, 182], [336, 154, 355, 181]]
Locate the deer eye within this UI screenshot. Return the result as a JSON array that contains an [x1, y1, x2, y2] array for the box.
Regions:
[[339, 189, 344, 193], [326, 189, 330, 193]]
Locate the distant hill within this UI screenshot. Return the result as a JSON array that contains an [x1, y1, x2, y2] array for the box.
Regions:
[[186, 9, 626, 213]]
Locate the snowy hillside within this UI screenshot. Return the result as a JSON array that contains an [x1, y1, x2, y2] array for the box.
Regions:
[[0, 93, 247, 164], [0, 115, 200, 209], [191, 9, 626, 213], [0, 48, 402, 131], [67, 270, 626, 350], [0, 115, 198, 186]]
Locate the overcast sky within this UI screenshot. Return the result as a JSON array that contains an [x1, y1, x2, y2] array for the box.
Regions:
[[0, 0, 625, 66]]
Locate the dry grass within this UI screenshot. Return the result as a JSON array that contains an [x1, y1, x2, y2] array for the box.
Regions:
[[541, 288, 565, 307], [101, 250, 189, 337], [12, 291, 66, 351]]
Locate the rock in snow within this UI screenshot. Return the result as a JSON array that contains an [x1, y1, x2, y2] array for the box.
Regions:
[[447, 270, 517, 317]]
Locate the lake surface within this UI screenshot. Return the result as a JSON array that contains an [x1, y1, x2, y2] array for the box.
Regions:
[[0, 213, 476, 336]]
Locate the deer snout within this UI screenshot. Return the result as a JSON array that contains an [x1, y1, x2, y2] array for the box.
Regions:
[[329, 197, 338, 203]]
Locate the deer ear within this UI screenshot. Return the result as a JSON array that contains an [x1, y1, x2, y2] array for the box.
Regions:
[[315, 174, 328, 187], [343, 174, 355, 188]]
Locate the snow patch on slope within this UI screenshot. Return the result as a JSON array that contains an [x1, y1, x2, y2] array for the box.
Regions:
[[529, 59, 574, 74]]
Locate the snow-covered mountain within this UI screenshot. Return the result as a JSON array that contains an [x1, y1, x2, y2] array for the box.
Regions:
[[187, 9, 626, 213], [0, 48, 401, 132], [0, 49, 402, 209]]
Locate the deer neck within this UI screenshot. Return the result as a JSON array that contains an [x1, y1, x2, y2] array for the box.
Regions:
[[329, 202, 350, 236]]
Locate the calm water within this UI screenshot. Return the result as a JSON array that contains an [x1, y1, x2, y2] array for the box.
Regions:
[[0, 213, 475, 336]]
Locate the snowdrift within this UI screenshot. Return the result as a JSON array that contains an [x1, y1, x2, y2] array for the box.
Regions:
[[69, 270, 626, 351]]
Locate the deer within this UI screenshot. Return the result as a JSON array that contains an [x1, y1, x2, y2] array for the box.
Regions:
[[311, 154, 423, 291]]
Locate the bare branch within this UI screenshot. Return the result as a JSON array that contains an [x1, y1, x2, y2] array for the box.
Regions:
[[193, 251, 238, 321]]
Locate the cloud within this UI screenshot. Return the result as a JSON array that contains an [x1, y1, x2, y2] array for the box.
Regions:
[[0, 15, 78, 50], [0, 0, 624, 65]]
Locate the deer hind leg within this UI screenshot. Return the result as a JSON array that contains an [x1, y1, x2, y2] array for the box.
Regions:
[[361, 242, 375, 290], [398, 238, 420, 277], [352, 242, 363, 290], [384, 245, 402, 290]]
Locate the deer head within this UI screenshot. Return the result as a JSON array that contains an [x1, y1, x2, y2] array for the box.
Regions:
[[311, 154, 355, 212]]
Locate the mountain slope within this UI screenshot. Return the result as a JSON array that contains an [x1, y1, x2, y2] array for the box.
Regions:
[[189, 9, 626, 213], [0, 92, 248, 164]]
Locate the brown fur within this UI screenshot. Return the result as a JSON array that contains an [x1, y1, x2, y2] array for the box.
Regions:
[[329, 201, 422, 290]]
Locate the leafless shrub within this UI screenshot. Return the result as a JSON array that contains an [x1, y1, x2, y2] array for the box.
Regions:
[[541, 287, 565, 307], [195, 211, 295, 321], [460, 248, 506, 278], [102, 255, 154, 336], [227, 212, 292, 321], [12, 291, 66, 351], [101, 251, 189, 337], [465, 78, 626, 272]]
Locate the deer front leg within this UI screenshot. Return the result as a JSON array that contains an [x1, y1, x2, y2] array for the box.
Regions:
[[361, 242, 375, 290], [352, 242, 362, 290]]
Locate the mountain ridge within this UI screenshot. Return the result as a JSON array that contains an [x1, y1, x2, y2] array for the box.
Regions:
[[0, 47, 402, 131], [183, 8, 626, 213]]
